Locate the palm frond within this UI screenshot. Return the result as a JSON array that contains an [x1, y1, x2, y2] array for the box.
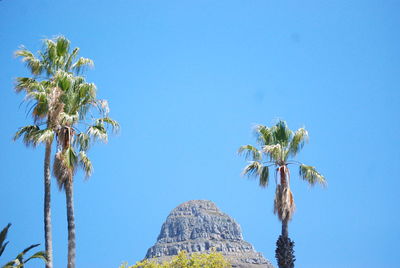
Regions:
[[53, 148, 77, 190], [263, 144, 282, 162], [24, 250, 47, 264], [3, 259, 19, 267], [79, 151, 93, 178], [65, 47, 79, 71], [14, 125, 40, 147], [255, 125, 274, 146], [20, 244, 40, 256], [56, 71, 74, 92], [42, 39, 57, 74], [55, 36, 70, 58], [274, 185, 296, 222], [259, 166, 270, 187], [64, 147, 78, 170], [53, 152, 68, 190], [272, 120, 293, 147], [59, 112, 78, 125], [15, 77, 41, 93], [97, 117, 120, 133], [95, 99, 110, 116], [0, 223, 11, 257], [34, 128, 54, 144], [24, 90, 47, 102], [87, 124, 108, 142], [77, 82, 96, 101], [299, 164, 326, 186], [72, 57, 94, 74], [75, 133, 90, 151], [241, 161, 263, 177], [15, 48, 43, 75], [5, 244, 45, 268], [288, 128, 308, 157], [238, 145, 262, 161]]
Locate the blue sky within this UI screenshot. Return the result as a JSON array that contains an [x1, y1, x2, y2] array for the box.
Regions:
[[1, 0, 399, 267]]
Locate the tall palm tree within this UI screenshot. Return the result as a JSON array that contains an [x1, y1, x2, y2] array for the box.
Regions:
[[238, 120, 326, 268], [51, 72, 119, 268], [14, 36, 94, 268]]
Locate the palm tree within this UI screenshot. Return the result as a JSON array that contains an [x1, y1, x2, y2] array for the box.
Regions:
[[238, 120, 326, 268], [51, 72, 119, 268], [14, 36, 94, 268]]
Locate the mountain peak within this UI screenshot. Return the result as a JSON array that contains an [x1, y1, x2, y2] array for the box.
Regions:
[[145, 200, 274, 268]]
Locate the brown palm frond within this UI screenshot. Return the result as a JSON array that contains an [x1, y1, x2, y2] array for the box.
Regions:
[[57, 126, 75, 150], [53, 152, 70, 190], [274, 185, 296, 222]]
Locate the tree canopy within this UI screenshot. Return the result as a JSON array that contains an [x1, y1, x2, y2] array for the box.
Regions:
[[120, 250, 231, 268]]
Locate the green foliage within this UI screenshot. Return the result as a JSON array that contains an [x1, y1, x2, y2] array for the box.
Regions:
[[299, 164, 326, 186], [14, 36, 119, 188], [238, 120, 326, 188], [0, 224, 46, 268], [120, 250, 231, 268]]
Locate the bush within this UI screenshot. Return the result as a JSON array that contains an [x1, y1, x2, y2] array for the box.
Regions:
[[120, 250, 231, 268]]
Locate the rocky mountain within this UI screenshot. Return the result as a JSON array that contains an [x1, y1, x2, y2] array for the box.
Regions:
[[145, 200, 274, 268]]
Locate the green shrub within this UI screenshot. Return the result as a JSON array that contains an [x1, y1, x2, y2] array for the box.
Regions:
[[120, 250, 231, 268]]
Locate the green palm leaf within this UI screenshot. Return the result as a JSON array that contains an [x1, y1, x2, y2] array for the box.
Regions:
[[263, 144, 282, 162], [24, 250, 47, 264], [255, 125, 274, 146], [72, 57, 94, 74], [79, 151, 93, 178], [64, 147, 78, 170], [3, 244, 45, 268], [238, 145, 261, 161], [288, 128, 308, 157], [13, 125, 40, 147], [259, 166, 270, 187], [0, 223, 11, 257], [15, 77, 41, 93], [75, 133, 90, 151], [241, 161, 263, 177], [34, 129, 54, 144], [299, 164, 326, 186], [87, 124, 108, 142], [272, 120, 292, 147], [59, 112, 78, 125], [14, 48, 43, 75]]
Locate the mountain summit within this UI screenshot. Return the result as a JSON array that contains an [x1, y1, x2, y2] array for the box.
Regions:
[[145, 200, 274, 268]]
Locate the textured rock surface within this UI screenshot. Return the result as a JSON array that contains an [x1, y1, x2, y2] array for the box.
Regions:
[[145, 200, 274, 268]]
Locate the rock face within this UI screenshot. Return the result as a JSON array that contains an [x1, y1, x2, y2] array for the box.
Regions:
[[145, 200, 274, 268]]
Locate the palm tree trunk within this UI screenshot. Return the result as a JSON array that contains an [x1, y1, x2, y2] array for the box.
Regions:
[[65, 177, 76, 268], [276, 220, 295, 268], [44, 141, 53, 268], [282, 219, 288, 238]]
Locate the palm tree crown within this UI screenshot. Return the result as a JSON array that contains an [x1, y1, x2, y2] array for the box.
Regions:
[[14, 36, 94, 146], [238, 120, 326, 222], [52, 72, 119, 189]]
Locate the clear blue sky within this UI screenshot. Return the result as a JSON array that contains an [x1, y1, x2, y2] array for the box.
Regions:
[[1, 1, 399, 267]]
